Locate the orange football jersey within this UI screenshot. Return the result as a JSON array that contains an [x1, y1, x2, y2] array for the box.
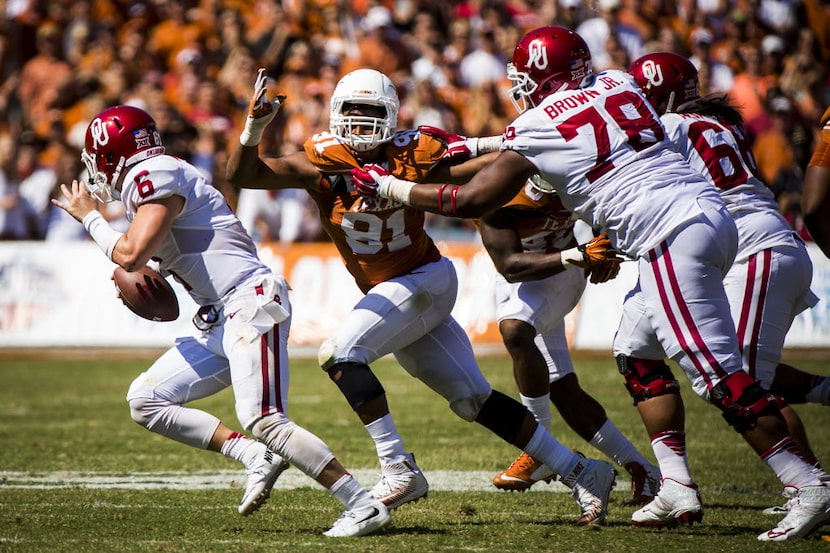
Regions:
[[808, 105, 830, 169], [476, 181, 578, 254], [303, 130, 446, 292]]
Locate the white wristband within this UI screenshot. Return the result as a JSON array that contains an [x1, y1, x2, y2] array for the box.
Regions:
[[471, 135, 503, 156], [239, 116, 268, 147], [377, 175, 416, 204], [82, 210, 123, 260], [559, 247, 584, 269]]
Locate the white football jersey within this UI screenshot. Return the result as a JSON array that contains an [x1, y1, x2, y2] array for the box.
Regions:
[[502, 69, 724, 258], [660, 112, 799, 261], [119, 155, 270, 305]]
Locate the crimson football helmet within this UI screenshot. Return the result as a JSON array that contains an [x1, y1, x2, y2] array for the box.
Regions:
[[81, 105, 165, 202], [628, 52, 700, 114], [329, 69, 399, 152], [508, 26, 592, 113]]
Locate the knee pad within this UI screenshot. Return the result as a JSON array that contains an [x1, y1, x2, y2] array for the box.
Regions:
[[474, 390, 529, 445], [710, 370, 784, 433], [616, 355, 680, 405], [326, 362, 385, 411]]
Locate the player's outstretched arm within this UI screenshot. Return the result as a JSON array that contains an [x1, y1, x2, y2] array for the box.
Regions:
[[352, 150, 535, 218]]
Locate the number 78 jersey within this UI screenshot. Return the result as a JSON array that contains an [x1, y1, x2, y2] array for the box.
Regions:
[[504, 69, 724, 259]]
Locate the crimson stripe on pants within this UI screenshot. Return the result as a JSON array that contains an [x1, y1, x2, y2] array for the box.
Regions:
[[744, 250, 772, 379], [259, 332, 271, 417], [649, 241, 728, 389]]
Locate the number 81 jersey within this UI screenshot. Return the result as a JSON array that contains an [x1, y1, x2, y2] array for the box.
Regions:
[[304, 129, 447, 293]]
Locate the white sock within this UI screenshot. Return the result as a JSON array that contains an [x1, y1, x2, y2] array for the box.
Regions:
[[589, 419, 651, 468], [520, 393, 552, 431], [763, 437, 824, 488], [366, 414, 407, 463], [220, 432, 260, 466], [329, 473, 372, 509], [651, 430, 693, 486], [523, 424, 581, 479]]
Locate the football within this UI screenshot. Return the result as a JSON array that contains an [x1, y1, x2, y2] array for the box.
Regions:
[[112, 265, 180, 322]]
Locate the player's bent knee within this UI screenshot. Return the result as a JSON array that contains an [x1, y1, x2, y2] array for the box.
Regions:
[[616, 355, 680, 405], [498, 319, 536, 353], [128, 396, 161, 428], [710, 370, 784, 433], [449, 390, 490, 422], [474, 390, 528, 444], [326, 361, 385, 411]]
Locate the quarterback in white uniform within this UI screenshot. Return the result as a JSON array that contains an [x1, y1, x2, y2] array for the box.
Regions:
[[52, 105, 391, 538], [351, 26, 830, 540]]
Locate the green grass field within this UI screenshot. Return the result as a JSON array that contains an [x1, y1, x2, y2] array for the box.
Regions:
[[1, 350, 828, 552]]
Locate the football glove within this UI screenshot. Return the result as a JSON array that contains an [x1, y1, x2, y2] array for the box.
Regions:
[[418, 125, 474, 161], [588, 260, 621, 284], [561, 234, 622, 269], [239, 68, 285, 146], [351, 164, 416, 203], [351, 164, 391, 197]]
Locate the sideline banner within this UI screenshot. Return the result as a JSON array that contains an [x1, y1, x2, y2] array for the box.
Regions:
[[1, 241, 828, 350]]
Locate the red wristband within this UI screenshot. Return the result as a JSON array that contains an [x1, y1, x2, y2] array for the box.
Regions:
[[437, 183, 448, 214]]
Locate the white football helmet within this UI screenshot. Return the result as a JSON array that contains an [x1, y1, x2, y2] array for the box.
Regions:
[[329, 69, 399, 152]]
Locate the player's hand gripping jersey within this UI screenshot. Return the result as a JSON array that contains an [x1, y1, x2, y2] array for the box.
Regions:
[[303, 129, 448, 292]]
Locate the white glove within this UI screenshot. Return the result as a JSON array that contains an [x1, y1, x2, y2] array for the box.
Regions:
[[239, 68, 285, 147]]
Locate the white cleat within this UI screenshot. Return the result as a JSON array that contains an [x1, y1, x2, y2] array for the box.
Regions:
[[762, 485, 797, 516], [565, 458, 616, 526], [323, 499, 392, 537], [632, 478, 703, 528], [370, 453, 429, 509], [238, 447, 289, 516], [758, 485, 830, 541]]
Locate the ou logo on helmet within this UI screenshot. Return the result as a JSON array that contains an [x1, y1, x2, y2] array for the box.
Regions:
[[640, 60, 664, 88], [527, 39, 549, 70], [89, 118, 110, 148]]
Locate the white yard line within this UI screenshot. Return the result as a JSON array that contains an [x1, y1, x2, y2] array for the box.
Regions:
[[0, 469, 617, 493]]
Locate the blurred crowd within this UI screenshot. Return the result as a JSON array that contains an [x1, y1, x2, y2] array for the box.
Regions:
[[1, 0, 828, 243]]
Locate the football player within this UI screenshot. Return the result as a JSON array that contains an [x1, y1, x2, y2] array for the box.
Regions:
[[228, 67, 618, 526], [629, 52, 830, 528], [51, 105, 391, 537], [477, 178, 660, 505], [349, 26, 830, 540], [803, 106, 830, 258]]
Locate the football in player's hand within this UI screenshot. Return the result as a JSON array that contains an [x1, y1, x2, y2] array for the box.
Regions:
[[112, 265, 180, 322]]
